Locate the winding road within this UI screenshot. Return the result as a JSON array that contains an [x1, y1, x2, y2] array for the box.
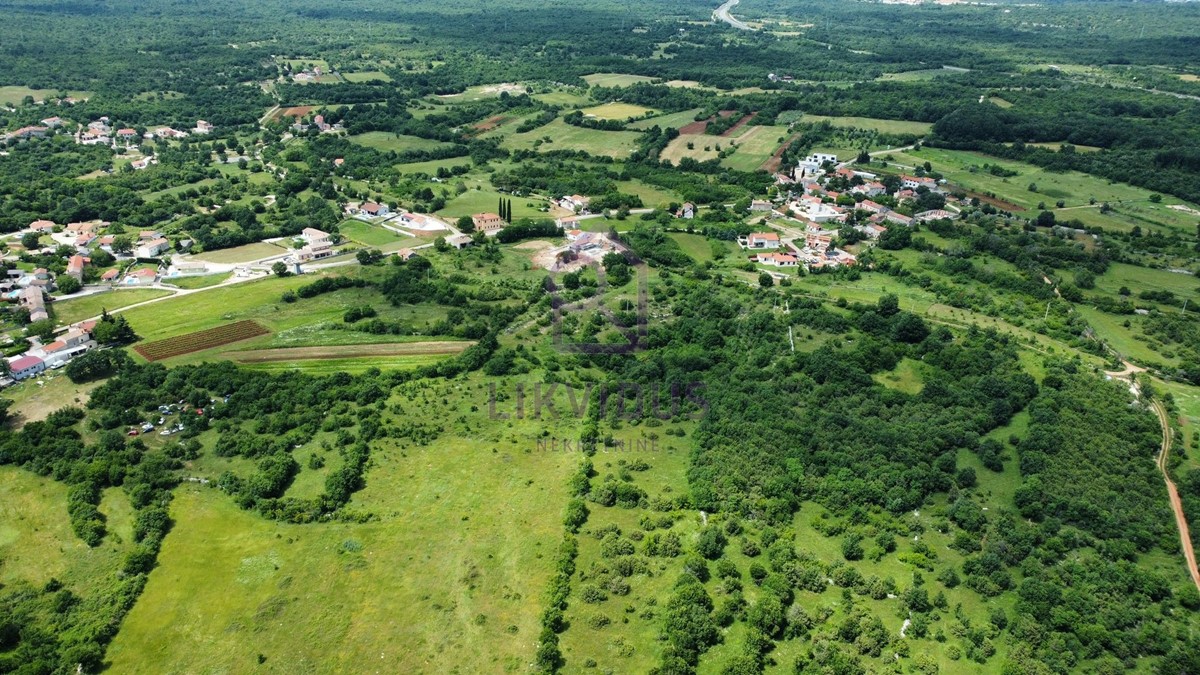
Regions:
[[1152, 399, 1200, 592], [714, 0, 752, 31]]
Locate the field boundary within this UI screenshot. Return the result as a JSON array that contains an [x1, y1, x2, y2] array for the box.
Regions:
[[228, 341, 473, 363], [134, 320, 269, 361]]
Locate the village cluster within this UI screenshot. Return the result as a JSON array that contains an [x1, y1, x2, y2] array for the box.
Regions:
[[735, 152, 958, 272], [2, 114, 214, 170]]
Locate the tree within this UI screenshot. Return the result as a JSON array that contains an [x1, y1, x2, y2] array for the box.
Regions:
[[759, 272, 773, 288], [111, 235, 134, 254], [20, 232, 41, 249], [457, 215, 475, 233], [66, 349, 132, 383], [356, 249, 383, 265], [271, 261, 290, 277], [57, 275, 82, 295], [93, 313, 138, 345]]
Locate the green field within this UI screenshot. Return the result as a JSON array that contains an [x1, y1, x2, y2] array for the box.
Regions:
[[532, 90, 593, 107], [668, 232, 718, 262], [193, 242, 287, 264], [342, 70, 392, 82], [617, 179, 681, 208], [437, 187, 550, 220], [1093, 263, 1200, 304], [1077, 306, 1173, 366], [52, 288, 174, 325], [394, 157, 472, 175], [238, 353, 450, 375], [0, 85, 90, 105], [338, 219, 406, 246], [503, 118, 643, 159], [581, 73, 658, 87], [791, 114, 932, 135], [579, 102, 657, 120], [348, 131, 453, 154], [165, 273, 230, 290], [107, 372, 579, 673], [627, 108, 705, 131], [719, 124, 790, 172]]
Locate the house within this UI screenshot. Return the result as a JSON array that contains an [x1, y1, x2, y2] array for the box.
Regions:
[[675, 202, 695, 219], [564, 229, 584, 242], [135, 238, 170, 258], [6, 126, 49, 142], [40, 116, 63, 128], [741, 232, 781, 249], [313, 115, 330, 132], [73, 235, 95, 251], [100, 269, 120, 283], [78, 130, 109, 145], [194, 120, 213, 134], [555, 216, 580, 230], [151, 127, 188, 140], [806, 153, 838, 166], [914, 209, 957, 222], [123, 268, 157, 285], [130, 157, 156, 170], [9, 355, 45, 381], [20, 286, 48, 322], [29, 219, 56, 232], [301, 228, 331, 246], [884, 212, 914, 227], [852, 181, 886, 197], [396, 248, 416, 261], [750, 200, 773, 212], [138, 230, 161, 241], [855, 223, 888, 239], [895, 189, 917, 201], [757, 252, 798, 267], [446, 233, 474, 249], [66, 255, 89, 281], [471, 212, 506, 234], [900, 174, 939, 191], [559, 195, 590, 212], [359, 202, 389, 217], [172, 261, 208, 275], [856, 200, 888, 214], [60, 329, 90, 348], [116, 128, 138, 143], [333, 157, 344, 167]]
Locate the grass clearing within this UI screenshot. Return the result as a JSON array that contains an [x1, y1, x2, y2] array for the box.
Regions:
[[873, 357, 926, 393], [533, 90, 593, 107], [719, 124, 791, 172], [108, 386, 577, 673], [348, 131, 453, 154], [438, 187, 550, 220], [579, 102, 657, 120], [503, 118, 642, 159], [618, 179, 681, 208], [338, 219, 406, 246], [668, 232, 718, 262], [52, 288, 173, 325], [237, 354, 450, 375], [1076, 306, 1173, 366], [581, 73, 658, 87], [627, 108, 704, 131], [342, 71, 392, 83], [165, 273, 230, 290], [192, 242, 287, 264], [660, 134, 722, 164], [794, 114, 932, 135], [0, 86, 90, 105]]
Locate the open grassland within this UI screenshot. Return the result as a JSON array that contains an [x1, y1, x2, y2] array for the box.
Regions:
[[192, 241, 287, 264], [1076, 306, 1175, 366], [338, 219, 406, 246], [627, 108, 704, 131], [617, 179, 681, 208], [165, 273, 230, 290], [437, 187, 549, 219], [3, 372, 101, 427], [579, 102, 657, 120], [532, 90, 593, 107], [0, 467, 131, 594], [789, 114, 932, 135], [52, 288, 173, 325], [719, 124, 791, 172], [341, 70, 392, 82], [581, 73, 657, 87], [660, 134, 722, 164], [108, 376, 578, 674], [229, 340, 469, 363], [1093, 263, 1200, 304], [348, 131, 453, 154], [0, 86, 90, 105], [668, 232, 719, 262], [873, 357, 926, 394], [503, 119, 642, 159], [394, 157, 471, 175], [236, 354, 450, 375]]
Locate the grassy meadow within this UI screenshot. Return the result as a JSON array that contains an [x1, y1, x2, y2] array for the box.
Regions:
[[52, 288, 174, 325]]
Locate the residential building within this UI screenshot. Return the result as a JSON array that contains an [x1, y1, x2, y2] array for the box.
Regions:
[[471, 212, 506, 234], [446, 233, 474, 249], [135, 238, 170, 258], [675, 202, 695, 219], [359, 202, 389, 217], [914, 209, 957, 222], [20, 286, 48, 322], [756, 253, 798, 267], [900, 174, 939, 191], [741, 232, 781, 249], [750, 200, 773, 212], [301, 228, 331, 246], [9, 355, 45, 381], [66, 255, 89, 281]]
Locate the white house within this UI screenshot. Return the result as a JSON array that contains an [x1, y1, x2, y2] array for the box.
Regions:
[[135, 238, 170, 258], [9, 355, 45, 381], [741, 232, 781, 249]]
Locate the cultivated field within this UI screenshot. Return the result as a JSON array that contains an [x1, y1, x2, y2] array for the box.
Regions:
[[791, 114, 933, 135], [348, 131, 453, 154], [627, 108, 705, 131], [229, 340, 470, 363], [503, 119, 642, 158], [581, 73, 657, 87], [342, 70, 392, 82], [0, 85, 90, 105], [192, 242, 287, 264], [338, 219, 405, 246], [134, 320, 270, 361], [579, 102, 657, 120], [719, 124, 791, 172]]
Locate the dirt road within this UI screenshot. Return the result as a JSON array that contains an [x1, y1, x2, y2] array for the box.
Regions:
[[1152, 399, 1200, 593]]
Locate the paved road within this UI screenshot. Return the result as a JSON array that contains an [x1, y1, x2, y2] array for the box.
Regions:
[[714, 0, 752, 30]]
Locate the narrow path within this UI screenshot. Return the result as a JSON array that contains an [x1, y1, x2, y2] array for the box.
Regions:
[[1151, 399, 1200, 593]]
